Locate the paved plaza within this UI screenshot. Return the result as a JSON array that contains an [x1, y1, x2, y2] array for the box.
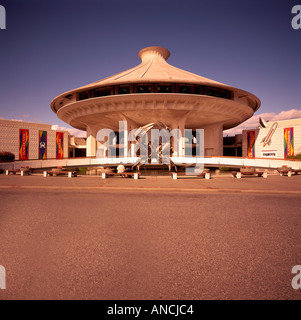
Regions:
[[0, 173, 301, 300]]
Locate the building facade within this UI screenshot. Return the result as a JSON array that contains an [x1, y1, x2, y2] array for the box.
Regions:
[[242, 118, 301, 159], [0, 119, 68, 160]]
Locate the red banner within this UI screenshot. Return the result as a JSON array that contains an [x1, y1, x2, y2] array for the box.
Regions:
[[39, 131, 47, 160], [56, 132, 64, 159], [284, 127, 294, 158], [19, 129, 29, 160], [247, 131, 255, 158]]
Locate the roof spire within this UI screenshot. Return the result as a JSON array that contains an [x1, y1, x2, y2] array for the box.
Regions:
[[138, 46, 170, 62]]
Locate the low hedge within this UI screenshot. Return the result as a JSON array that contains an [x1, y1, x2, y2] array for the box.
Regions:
[[0, 151, 15, 162], [287, 153, 301, 160]]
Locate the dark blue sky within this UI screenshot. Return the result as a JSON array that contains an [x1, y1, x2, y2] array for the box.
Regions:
[[0, 0, 300, 131]]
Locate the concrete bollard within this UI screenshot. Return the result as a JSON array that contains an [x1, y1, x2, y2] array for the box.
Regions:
[[205, 173, 210, 180], [134, 173, 139, 180], [68, 172, 72, 178], [172, 172, 177, 180], [5, 170, 9, 175], [263, 172, 268, 178], [236, 172, 242, 179], [102, 172, 106, 179], [21, 170, 24, 176], [43, 171, 48, 177], [288, 171, 292, 177]]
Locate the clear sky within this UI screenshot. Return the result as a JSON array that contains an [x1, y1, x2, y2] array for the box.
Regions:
[[0, 0, 300, 136]]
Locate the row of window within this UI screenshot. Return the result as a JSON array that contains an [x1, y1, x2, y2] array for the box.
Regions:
[[77, 83, 232, 101]]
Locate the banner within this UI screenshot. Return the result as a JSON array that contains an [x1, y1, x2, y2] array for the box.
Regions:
[[56, 132, 64, 159], [39, 131, 47, 159], [19, 129, 29, 160], [247, 131, 255, 158], [284, 127, 294, 158]]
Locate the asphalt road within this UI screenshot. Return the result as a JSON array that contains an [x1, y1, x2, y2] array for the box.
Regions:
[[0, 189, 301, 300]]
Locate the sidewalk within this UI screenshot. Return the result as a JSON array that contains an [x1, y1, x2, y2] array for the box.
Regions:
[[1, 172, 301, 194]]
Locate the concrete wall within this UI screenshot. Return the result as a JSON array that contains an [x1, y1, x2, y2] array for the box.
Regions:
[[242, 118, 301, 158], [0, 119, 68, 160], [204, 123, 223, 156]]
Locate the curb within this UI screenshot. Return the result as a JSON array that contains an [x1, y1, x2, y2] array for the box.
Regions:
[[0, 185, 301, 195]]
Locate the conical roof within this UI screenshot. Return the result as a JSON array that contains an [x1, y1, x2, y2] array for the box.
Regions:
[[76, 46, 231, 90]]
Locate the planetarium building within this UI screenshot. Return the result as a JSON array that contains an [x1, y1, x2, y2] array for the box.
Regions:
[[51, 46, 260, 159]]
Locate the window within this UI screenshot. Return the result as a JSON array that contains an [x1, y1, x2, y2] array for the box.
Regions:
[[205, 87, 231, 99], [118, 85, 131, 95], [93, 87, 111, 97], [193, 86, 203, 94], [76, 83, 233, 101], [157, 84, 173, 93], [79, 91, 90, 100], [178, 85, 193, 94], [136, 84, 152, 93]]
